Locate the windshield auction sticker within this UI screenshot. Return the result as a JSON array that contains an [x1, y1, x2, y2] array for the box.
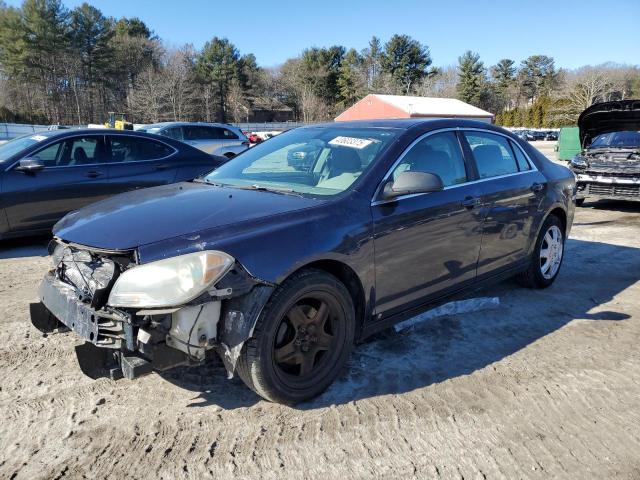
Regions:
[[329, 136, 374, 149]]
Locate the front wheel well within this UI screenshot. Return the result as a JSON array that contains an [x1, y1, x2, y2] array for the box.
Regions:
[[285, 260, 366, 338]]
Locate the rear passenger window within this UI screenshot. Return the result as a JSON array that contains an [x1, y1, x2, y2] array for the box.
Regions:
[[110, 137, 174, 162], [465, 132, 519, 179], [184, 126, 210, 140], [222, 128, 238, 139], [162, 127, 183, 140], [509, 140, 531, 171], [391, 131, 467, 187]]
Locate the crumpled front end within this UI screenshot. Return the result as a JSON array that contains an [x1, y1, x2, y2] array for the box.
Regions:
[[571, 153, 640, 202], [30, 240, 274, 380]]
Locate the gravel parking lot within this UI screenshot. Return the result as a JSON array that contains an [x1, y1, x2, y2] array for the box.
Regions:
[[1, 189, 639, 477]]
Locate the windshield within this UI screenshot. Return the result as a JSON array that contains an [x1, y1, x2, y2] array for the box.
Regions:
[[590, 130, 640, 149], [0, 134, 49, 162], [202, 126, 399, 196]]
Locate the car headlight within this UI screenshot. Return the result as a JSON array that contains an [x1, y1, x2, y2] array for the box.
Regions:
[[570, 156, 588, 169], [108, 251, 234, 308]]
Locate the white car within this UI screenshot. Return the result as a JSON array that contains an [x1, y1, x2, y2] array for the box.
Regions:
[[139, 122, 250, 158]]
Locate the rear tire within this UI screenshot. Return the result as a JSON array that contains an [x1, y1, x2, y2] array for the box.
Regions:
[[236, 269, 355, 404], [516, 215, 565, 289]]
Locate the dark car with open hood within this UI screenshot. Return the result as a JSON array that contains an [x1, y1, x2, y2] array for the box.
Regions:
[[30, 119, 576, 404], [569, 100, 640, 206]]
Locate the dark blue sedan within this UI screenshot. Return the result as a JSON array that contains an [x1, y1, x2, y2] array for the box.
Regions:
[[0, 129, 224, 239], [31, 119, 576, 404]]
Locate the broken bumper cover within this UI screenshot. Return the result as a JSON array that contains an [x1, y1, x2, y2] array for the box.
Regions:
[[35, 272, 128, 348], [31, 262, 277, 380], [575, 173, 640, 201]]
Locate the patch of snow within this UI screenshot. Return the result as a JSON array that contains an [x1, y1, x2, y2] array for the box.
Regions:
[[394, 297, 500, 333]]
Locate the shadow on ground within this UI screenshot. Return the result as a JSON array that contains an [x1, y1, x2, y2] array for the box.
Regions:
[[579, 199, 640, 213], [161, 237, 638, 410], [0, 235, 50, 259]]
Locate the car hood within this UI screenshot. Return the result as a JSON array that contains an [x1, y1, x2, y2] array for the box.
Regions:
[[53, 182, 324, 250], [578, 99, 640, 147]]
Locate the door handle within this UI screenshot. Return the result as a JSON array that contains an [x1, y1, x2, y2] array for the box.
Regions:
[[531, 183, 545, 193], [461, 196, 481, 209], [154, 164, 170, 170], [85, 170, 103, 178]]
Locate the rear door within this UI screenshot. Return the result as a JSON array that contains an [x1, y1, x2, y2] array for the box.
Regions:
[[183, 125, 223, 154], [3, 135, 110, 233], [461, 130, 546, 277], [106, 135, 179, 194], [219, 126, 242, 148]]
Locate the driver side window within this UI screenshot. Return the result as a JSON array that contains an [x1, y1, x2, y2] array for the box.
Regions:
[[31, 137, 104, 167], [392, 132, 467, 187]]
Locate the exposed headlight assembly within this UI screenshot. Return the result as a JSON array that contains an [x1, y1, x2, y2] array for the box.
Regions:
[[570, 156, 588, 169], [108, 251, 234, 308]]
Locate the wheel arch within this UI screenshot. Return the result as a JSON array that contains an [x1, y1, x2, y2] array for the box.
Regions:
[[527, 204, 568, 257], [547, 206, 568, 235], [283, 259, 368, 340]]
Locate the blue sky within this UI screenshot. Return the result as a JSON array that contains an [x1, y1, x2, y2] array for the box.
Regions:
[[6, 0, 640, 68]]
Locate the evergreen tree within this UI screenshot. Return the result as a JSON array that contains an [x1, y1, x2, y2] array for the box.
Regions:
[[70, 3, 114, 120], [196, 37, 242, 122], [337, 48, 364, 108], [519, 55, 558, 102], [457, 50, 485, 106], [491, 58, 515, 90], [361, 35, 382, 90], [380, 34, 431, 94]]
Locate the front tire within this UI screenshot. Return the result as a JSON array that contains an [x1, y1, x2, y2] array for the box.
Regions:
[[516, 215, 565, 289], [236, 269, 355, 404]]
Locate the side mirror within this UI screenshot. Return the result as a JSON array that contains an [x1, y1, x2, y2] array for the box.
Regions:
[[15, 158, 45, 173], [382, 171, 444, 199]]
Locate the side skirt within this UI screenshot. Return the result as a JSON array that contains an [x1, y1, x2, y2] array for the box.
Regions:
[[360, 259, 529, 340]]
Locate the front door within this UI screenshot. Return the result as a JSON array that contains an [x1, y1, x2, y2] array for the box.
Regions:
[[372, 131, 485, 317], [3, 135, 110, 234]]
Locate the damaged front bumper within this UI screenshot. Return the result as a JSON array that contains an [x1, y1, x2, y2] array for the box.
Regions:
[[575, 172, 640, 201], [31, 246, 275, 381]]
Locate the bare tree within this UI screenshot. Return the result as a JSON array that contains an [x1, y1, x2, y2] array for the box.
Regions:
[[128, 66, 164, 122], [161, 46, 197, 121]]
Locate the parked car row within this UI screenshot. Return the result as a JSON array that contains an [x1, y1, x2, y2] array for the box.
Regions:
[[11, 100, 638, 404], [512, 129, 558, 142]]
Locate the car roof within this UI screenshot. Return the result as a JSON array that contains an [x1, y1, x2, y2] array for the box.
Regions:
[[15, 128, 188, 144], [140, 121, 240, 129], [306, 118, 504, 132]]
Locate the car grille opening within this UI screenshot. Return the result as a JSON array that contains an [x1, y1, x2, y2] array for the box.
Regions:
[[586, 183, 640, 198]]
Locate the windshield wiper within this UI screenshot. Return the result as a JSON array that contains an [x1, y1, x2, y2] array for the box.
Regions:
[[235, 184, 303, 196], [192, 178, 226, 187]]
